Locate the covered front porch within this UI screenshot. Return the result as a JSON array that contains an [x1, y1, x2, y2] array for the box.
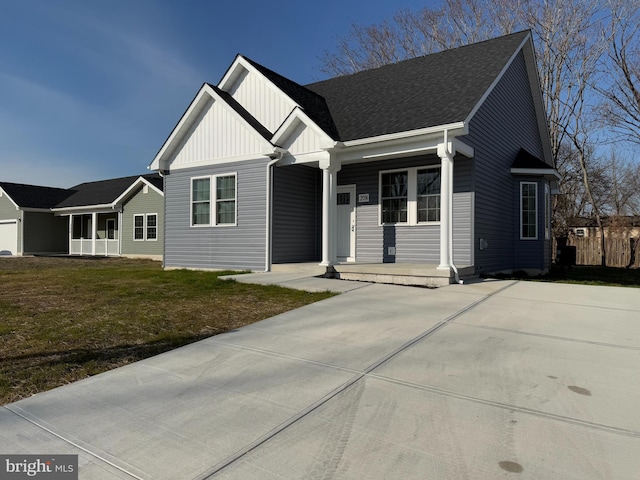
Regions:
[[67, 212, 121, 256]]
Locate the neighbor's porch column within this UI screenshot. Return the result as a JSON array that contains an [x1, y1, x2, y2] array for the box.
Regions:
[[437, 142, 454, 270], [91, 212, 97, 256], [319, 156, 340, 266]]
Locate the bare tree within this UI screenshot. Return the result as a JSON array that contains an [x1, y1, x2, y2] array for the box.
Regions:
[[597, 0, 640, 145]]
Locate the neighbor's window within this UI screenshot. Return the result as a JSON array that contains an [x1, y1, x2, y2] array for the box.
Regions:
[[190, 174, 237, 226], [381, 171, 408, 223], [417, 168, 441, 222], [380, 166, 441, 225], [134, 215, 145, 240], [521, 182, 538, 239], [146, 214, 157, 240], [216, 175, 236, 225], [191, 177, 211, 226], [544, 183, 550, 240]]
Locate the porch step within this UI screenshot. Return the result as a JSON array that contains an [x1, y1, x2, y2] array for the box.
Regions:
[[271, 262, 475, 287], [331, 263, 475, 287], [271, 262, 327, 276]]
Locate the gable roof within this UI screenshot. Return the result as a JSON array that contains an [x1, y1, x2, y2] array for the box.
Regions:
[[304, 31, 530, 142], [241, 57, 339, 140], [55, 174, 163, 209], [0, 182, 73, 209]]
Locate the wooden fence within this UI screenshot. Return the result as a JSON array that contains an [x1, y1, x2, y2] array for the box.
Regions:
[[556, 237, 640, 268]]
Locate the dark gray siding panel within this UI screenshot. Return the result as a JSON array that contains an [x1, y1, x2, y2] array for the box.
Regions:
[[339, 155, 473, 264], [272, 165, 321, 263], [23, 212, 68, 254], [164, 159, 268, 271], [466, 51, 549, 274]]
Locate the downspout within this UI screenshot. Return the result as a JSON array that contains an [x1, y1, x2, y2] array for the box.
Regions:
[[443, 129, 462, 285], [265, 147, 287, 272]]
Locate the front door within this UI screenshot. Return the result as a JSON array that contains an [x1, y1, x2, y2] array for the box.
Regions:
[[337, 185, 356, 261]]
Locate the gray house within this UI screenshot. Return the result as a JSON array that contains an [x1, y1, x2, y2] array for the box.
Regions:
[[52, 174, 164, 260], [0, 183, 71, 255], [0, 174, 164, 260], [149, 31, 559, 283]]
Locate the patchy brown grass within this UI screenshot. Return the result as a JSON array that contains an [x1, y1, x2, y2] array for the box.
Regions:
[[0, 256, 334, 404]]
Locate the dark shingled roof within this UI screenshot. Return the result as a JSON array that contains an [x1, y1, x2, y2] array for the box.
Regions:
[[55, 174, 163, 208], [512, 148, 553, 169], [242, 57, 339, 140], [0, 182, 73, 209], [301, 31, 529, 142]]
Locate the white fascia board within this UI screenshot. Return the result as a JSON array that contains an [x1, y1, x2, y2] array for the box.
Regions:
[[218, 54, 247, 91], [0, 188, 20, 210], [511, 167, 562, 180], [271, 107, 336, 149], [149, 83, 274, 172], [219, 56, 297, 112], [20, 207, 54, 213], [113, 177, 164, 207], [52, 204, 118, 215], [464, 33, 530, 126], [149, 85, 212, 172], [336, 125, 472, 164], [340, 122, 467, 148]]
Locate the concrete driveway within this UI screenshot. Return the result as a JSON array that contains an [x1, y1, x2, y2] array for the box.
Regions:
[[1, 279, 639, 479]]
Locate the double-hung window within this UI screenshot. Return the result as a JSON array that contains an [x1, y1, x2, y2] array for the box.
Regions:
[[520, 182, 538, 239], [417, 168, 441, 222], [191, 173, 237, 226], [134, 214, 158, 241], [380, 166, 441, 225], [381, 171, 408, 223]]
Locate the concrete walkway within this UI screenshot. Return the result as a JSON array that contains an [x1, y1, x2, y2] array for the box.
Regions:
[[1, 278, 639, 479]]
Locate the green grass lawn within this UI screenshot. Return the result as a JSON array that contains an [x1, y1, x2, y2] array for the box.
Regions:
[[0, 257, 334, 405]]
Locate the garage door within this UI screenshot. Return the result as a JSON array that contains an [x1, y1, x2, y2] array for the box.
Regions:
[[0, 221, 18, 255]]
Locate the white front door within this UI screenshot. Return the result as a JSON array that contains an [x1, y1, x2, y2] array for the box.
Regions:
[[337, 185, 356, 261]]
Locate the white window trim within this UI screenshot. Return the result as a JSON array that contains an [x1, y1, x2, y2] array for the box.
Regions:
[[378, 165, 441, 226], [133, 214, 145, 241], [190, 175, 212, 228], [190, 173, 237, 227], [133, 213, 158, 241], [520, 181, 538, 240], [146, 213, 158, 241], [544, 183, 550, 240]]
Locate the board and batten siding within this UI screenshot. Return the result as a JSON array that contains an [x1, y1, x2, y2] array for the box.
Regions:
[[164, 158, 269, 271], [465, 50, 548, 274], [121, 185, 164, 258], [272, 164, 321, 263], [226, 66, 296, 134], [170, 97, 272, 168], [338, 155, 473, 265]]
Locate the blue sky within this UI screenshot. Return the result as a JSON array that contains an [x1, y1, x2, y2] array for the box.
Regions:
[[0, 0, 435, 188]]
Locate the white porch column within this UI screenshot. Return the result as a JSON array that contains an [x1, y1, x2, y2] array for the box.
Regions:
[[437, 142, 454, 270], [319, 156, 340, 266], [91, 212, 97, 256]]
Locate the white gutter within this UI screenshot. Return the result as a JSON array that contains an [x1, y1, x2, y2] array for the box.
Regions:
[[443, 129, 462, 285], [341, 122, 467, 147], [265, 147, 287, 272]]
